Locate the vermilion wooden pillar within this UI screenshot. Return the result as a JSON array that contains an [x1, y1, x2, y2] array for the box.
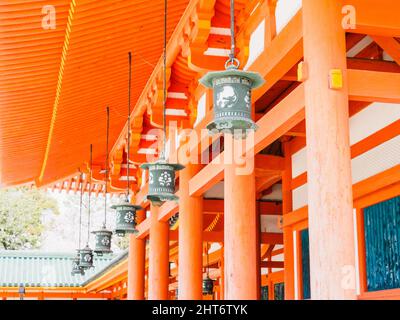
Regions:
[[303, 0, 356, 299], [178, 163, 203, 300], [224, 153, 257, 299], [127, 209, 146, 300], [281, 138, 295, 299], [148, 205, 170, 300]]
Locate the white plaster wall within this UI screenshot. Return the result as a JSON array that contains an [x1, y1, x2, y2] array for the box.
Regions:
[[244, 20, 265, 70], [291, 102, 400, 210], [275, 0, 302, 35]]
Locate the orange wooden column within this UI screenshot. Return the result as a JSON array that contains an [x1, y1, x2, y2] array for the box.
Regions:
[[178, 163, 203, 300], [303, 0, 356, 299], [148, 205, 170, 300], [224, 150, 258, 299], [281, 138, 295, 299], [127, 209, 146, 300]]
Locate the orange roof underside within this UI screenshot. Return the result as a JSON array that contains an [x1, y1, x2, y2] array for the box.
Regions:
[[0, 0, 189, 187]]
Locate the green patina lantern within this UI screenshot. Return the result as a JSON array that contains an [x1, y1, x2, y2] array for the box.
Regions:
[[71, 254, 85, 276], [199, 66, 264, 136], [92, 225, 113, 256], [78, 244, 94, 269], [112, 199, 143, 237], [141, 159, 184, 206], [202, 276, 214, 295], [199, 0, 264, 138], [203, 241, 214, 295]]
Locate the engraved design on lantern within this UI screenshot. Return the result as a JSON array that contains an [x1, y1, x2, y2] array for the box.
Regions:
[[159, 171, 172, 186], [124, 211, 135, 224], [216, 85, 237, 109], [244, 90, 251, 108], [101, 236, 110, 246], [84, 254, 92, 262]]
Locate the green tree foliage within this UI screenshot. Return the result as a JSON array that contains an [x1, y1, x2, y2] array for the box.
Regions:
[[0, 187, 59, 250]]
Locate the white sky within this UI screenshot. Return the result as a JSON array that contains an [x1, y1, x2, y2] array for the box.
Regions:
[[41, 190, 124, 253]]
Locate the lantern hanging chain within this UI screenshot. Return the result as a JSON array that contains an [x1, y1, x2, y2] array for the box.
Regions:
[[78, 170, 83, 250], [161, 0, 167, 160], [226, 0, 239, 69], [127, 52, 132, 200], [206, 242, 210, 277], [104, 106, 110, 227], [87, 144, 92, 245], [229, 0, 235, 60]]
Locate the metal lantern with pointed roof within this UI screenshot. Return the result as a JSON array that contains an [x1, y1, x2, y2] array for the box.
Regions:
[[78, 244, 94, 269], [71, 253, 85, 276], [141, 159, 184, 206], [199, 0, 264, 138], [112, 199, 142, 236]]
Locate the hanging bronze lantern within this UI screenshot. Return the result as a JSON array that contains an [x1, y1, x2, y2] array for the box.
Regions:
[[71, 254, 85, 276], [112, 199, 142, 237], [141, 159, 184, 206], [202, 276, 214, 295], [199, 67, 264, 136], [92, 225, 113, 256], [199, 0, 264, 138], [78, 244, 94, 269], [203, 241, 214, 295]]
